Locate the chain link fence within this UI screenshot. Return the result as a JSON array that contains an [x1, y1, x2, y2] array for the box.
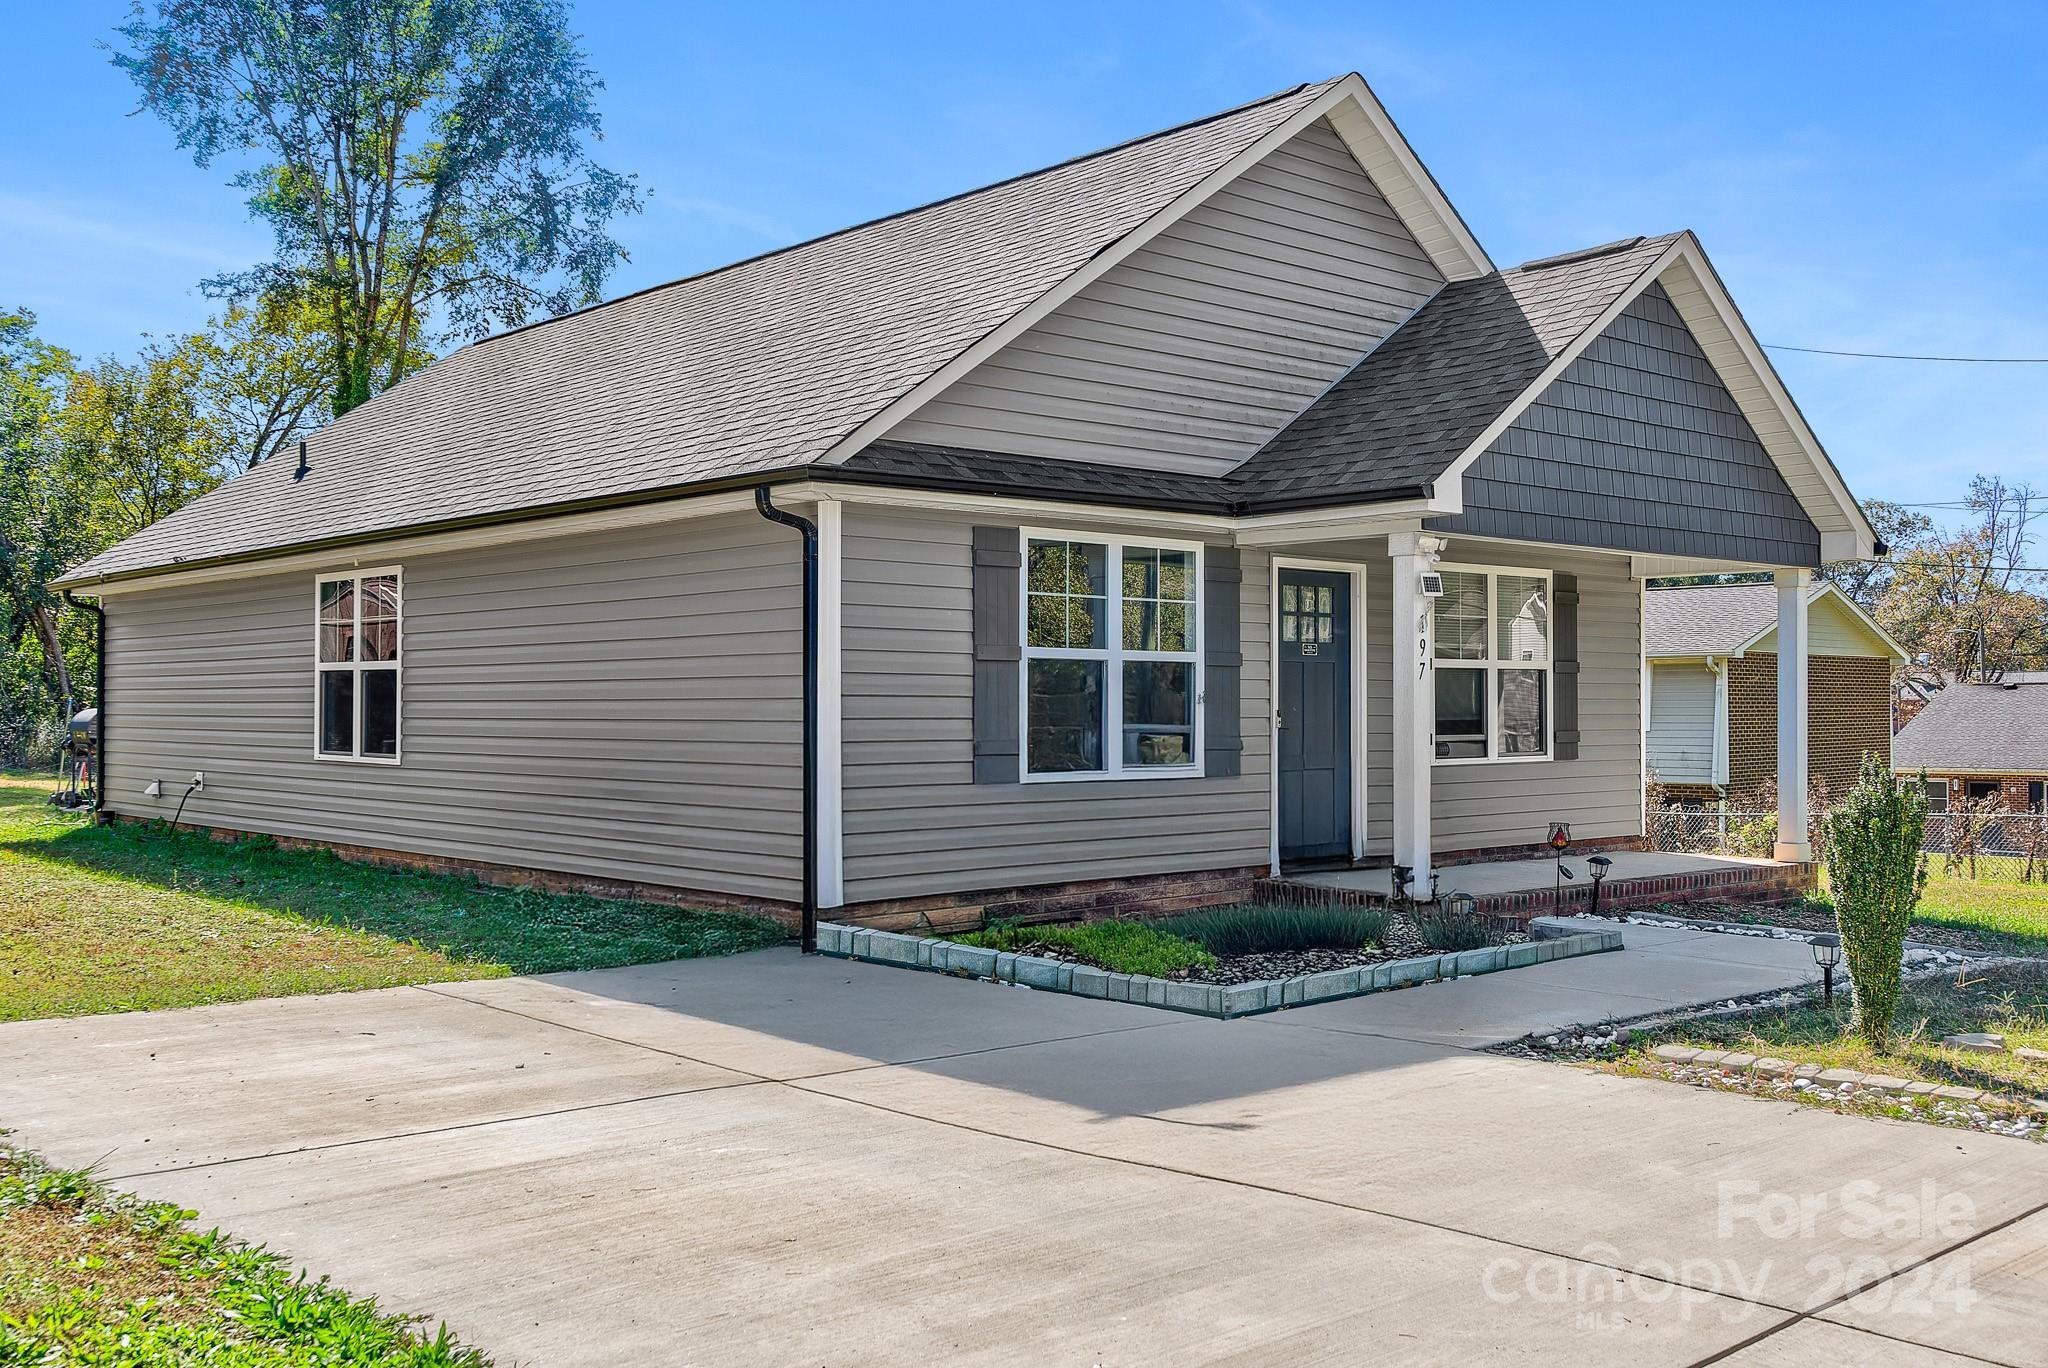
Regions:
[[1647, 807, 2048, 882]]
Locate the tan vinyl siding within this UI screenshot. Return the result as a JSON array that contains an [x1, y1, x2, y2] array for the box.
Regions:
[[1350, 540, 1642, 856], [1647, 663, 1718, 787], [888, 120, 1442, 477], [1751, 594, 1898, 658], [841, 505, 1270, 903], [102, 513, 801, 901]]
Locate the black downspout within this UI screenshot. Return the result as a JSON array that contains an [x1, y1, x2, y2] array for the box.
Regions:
[[753, 487, 818, 953], [61, 589, 107, 822]]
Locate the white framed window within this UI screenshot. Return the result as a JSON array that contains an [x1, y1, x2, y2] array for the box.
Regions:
[[1432, 564, 1551, 764], [1020, 530, 1202, 781], [314, 568, 402, 764]]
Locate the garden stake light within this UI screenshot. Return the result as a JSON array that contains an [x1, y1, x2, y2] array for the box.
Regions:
[[1811, 932, 1842, 1006]]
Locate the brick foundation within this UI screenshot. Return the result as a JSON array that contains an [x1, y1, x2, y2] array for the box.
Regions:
[[103, 812, 797, 925], [834, 866, 1264, 936], [1254, 859, 1817, 923]]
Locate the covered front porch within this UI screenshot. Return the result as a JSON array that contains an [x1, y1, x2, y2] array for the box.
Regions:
[[1261, 524, 1827, 899]]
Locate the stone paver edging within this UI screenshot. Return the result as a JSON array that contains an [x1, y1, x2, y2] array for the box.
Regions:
[[816, 922, 1623, 1019]]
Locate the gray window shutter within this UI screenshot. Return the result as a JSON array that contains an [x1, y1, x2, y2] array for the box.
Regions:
[[972, 527, 1022, 783], [1553, 572, 1580, 761], [1204, 547, 1243, 778]]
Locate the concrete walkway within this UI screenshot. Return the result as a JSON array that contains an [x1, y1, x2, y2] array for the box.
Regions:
[[2, 928, 2042, 1366]]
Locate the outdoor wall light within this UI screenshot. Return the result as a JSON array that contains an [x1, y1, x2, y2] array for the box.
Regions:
[[1587, 855, 1614, 917], [1810, 933, 1842, 1006], [1447, 890, 1477, 920]]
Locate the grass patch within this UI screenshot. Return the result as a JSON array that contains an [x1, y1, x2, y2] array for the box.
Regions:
[[1619, 962, 2048, 1097], [0, 775, 785, 1022], [953, 919, 1216, 978], [1899, 867, 2048, 955], [0, 1143, 489, 1364], [1150, 902, 1388, 957]]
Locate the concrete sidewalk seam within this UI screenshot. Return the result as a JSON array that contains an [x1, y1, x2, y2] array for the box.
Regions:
[[96, 986, 1184, 1183], [777, 1076, 1811, 1324], [1682, 1193, 2048, 1368]]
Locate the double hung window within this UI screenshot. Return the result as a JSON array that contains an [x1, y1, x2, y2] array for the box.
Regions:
[[1433, 566, 1550, 762], [315, 570, 401, 762], [1023, 534, 1201, 779]]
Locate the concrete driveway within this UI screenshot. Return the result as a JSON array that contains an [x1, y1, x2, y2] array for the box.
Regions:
[[2, 928, 2044, 1366]]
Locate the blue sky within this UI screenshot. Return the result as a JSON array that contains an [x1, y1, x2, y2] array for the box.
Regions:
[[5, 2, 2045, 522]]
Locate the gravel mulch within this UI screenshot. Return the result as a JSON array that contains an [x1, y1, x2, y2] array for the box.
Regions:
[[1636, 900, 2026, 956], [1172, 914, 1529, 985]]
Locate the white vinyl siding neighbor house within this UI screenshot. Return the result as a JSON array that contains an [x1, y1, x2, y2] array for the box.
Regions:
[[58, 72, 1884, 925]]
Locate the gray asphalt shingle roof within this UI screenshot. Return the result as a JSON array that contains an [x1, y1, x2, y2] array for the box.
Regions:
[[63, 77, 1340, 583], [1222, 234, 1680, 506], [1895, 680, 2048, 774], [1644, 581, 1803, 656]]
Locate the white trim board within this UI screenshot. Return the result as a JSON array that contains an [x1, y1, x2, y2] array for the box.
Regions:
[[816, 497, 846, 909], [1269, 554, 1371, 870]]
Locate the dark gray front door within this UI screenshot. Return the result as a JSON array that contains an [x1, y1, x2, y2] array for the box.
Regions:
[[1278, 569, 1352, 864]]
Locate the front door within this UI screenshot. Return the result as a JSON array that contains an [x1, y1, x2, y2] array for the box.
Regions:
[[1277, 569, 1352, 864]]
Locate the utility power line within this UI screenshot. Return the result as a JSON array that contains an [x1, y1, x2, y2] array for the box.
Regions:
[[1765, 344, 2048, 363]]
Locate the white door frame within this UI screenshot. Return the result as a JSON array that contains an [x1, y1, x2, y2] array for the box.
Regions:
[[1268, 555, 1371, 873]]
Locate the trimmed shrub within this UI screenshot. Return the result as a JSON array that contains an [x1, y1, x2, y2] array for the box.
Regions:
[[1412, 906, 1508, 951], [1821, 753, 1929, 1052], [1151, 902, 1388, 957]]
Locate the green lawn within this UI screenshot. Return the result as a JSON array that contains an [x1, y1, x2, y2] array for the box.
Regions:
[[0, 773, 785, 1022], [1904, 866, 2048, 954], [0, 1143, 489, 1364], [1614, 962, 2048, 1099]]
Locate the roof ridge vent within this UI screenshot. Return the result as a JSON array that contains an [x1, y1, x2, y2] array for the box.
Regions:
[[1519, 236, 1647, 271]]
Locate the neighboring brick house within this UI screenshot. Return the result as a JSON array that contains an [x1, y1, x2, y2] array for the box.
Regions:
[[1644, 581, 1904, 805], [1895, 672, 2048, 814]]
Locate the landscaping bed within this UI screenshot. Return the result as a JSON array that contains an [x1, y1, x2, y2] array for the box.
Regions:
[[0, 1142, 490, 1363], [951, 902, 1525, 986], [822, 904, 1610, 1019], [1496, 961, 2048, 1143]]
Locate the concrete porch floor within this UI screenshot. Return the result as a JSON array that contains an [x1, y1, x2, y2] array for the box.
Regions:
[[1289, 850, 1789, 899]]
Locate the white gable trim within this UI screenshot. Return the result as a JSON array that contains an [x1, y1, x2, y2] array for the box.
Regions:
[[817, 74, 1491, 467], [1732, 582, 1909, 663], [1431, 234, 1880, 562]]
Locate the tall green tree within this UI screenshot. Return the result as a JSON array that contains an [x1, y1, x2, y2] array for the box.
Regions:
[[116, 0, 643, 416], [1875, 477, 2048, 682], [176, 297, 334, 471]]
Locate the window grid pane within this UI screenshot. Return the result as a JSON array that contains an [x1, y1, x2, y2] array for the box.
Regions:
[[1497, 668, 1547, 756], [1433, 572, 1488, 660], [1496, 575, 1548, 663]]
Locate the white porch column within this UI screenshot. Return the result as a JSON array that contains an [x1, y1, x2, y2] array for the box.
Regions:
[[1388, 531, 1446, 898], [1774, 566, 1812, 862]]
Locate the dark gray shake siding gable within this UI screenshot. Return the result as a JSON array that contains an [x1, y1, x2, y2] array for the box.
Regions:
[[1430, 285, 1823, 566], [100, 514, 803, 902]]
